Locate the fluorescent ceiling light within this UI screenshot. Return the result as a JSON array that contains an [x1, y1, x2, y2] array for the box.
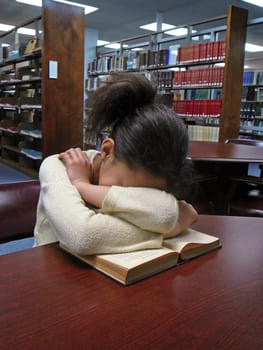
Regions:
[[245, 43, 263, 52], [16, 0, 42, 6], [165, 28, 197, 37], [241, 0, 263, 7], [17, 27, 35, 35], [131, 48, 144, 51], [16, 0, 98, 15], [105, 43, 128, 49], [0, 23, 35, 35], [1, 43, 10, 47], [97, 40, 109, 46], [0, 24, 14, 31], [140, 22, 175, 32]]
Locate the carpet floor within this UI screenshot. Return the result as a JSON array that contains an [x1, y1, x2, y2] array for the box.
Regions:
[[0, 161, 32, 183], [0, 237, 35, 256]]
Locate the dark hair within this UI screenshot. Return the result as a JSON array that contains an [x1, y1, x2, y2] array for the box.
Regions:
[[87, 72, 192, 198]]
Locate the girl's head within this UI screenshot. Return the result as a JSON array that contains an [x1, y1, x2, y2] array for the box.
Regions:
[[87, 73, 191, 197]]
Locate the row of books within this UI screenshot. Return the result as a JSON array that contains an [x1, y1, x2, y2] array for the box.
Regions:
[[240, 123, 263, 136], [240, 101, 263, 118], [151, 70, 174, 89], [88, 49, 172, 73], [242, 86, 263, 102], [173, 99, 221, 117], [173, 67, 224, 87], [240, 119, 263, 128], [177, 40, 226, 63], [243, 70, 263, 85], [0, 40, 40, 62], [0, 119, 42, 138], [86, 67, 224, 92], [85, 75, 108, 91], [187, 125, 219, 142], [138, 49, 170, 68], [88, 40, 226, 74]]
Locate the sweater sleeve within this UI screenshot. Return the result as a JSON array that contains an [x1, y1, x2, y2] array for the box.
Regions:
[[34, 155, 163, 255], [102, 186, 178, 233]]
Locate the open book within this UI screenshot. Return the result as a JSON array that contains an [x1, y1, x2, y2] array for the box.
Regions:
[[60, 228, 221, 285]]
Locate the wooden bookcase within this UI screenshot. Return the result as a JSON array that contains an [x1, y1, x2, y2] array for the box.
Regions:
[[0, 0, 84, 177], [87, 5, 248, 144]]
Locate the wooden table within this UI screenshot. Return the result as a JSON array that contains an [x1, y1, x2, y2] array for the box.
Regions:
[[0, 215, 262, 349], [189, 140, 263, 163]]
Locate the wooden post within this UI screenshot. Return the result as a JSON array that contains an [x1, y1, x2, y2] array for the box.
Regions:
[[219, 5, 248, 142], [42, 0, 84, 157]]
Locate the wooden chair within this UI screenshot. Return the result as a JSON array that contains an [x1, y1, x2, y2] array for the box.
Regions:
[[225, 139, 263, 216], [184, 157, 218, 214], [0, 180, 40, 242], [225, 138, 263, 147]]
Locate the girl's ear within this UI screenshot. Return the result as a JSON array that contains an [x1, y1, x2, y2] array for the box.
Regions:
[[101, 138, 115, 158]]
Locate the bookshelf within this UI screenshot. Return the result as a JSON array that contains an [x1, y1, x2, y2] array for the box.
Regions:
[[0, 0, 84, 177], [86, 5, 248, 143]]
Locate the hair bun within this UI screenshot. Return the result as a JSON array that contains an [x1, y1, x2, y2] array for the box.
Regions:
[[88, 73, 156, 132]]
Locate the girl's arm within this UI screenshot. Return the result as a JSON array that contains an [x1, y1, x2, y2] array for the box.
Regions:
[[35, 154, 163, 255], [58, 148, 198, 237]]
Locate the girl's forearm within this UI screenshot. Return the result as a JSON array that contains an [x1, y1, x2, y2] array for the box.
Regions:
[[74, 181, 111, 208]]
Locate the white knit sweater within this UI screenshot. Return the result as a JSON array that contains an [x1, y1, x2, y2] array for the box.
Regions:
[[34, 151, 179, 255]]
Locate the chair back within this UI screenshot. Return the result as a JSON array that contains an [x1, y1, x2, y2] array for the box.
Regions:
[[225, 139, 263, 147], [0, 180, 40, 242]]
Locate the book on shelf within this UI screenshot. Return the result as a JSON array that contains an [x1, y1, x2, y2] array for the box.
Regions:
[[60, 228, 221, 285]]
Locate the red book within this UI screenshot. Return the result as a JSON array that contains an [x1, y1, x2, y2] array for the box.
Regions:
[[199, 43, 207, 61], [206, 42, 213, 60], [193, 44, 200, 62], [218, 40, 226, 59], [212, 41, 219, 60]]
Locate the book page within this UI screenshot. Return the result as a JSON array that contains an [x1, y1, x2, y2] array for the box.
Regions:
[[163, 228, 219, 252], [96, 247, 175, 269]]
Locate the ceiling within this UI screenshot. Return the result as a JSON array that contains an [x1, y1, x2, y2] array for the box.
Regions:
[[0, 0, 263, 68]]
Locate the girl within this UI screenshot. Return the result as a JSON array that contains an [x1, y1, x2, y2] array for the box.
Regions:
[[34, 73, 197, 254]]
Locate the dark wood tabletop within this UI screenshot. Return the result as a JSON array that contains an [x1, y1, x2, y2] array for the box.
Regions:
[[0, 215, 262, 350], [189, 141, 263, 162]]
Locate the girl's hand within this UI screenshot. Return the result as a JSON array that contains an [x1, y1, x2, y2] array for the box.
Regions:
[[59, 148, 92, 185]]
